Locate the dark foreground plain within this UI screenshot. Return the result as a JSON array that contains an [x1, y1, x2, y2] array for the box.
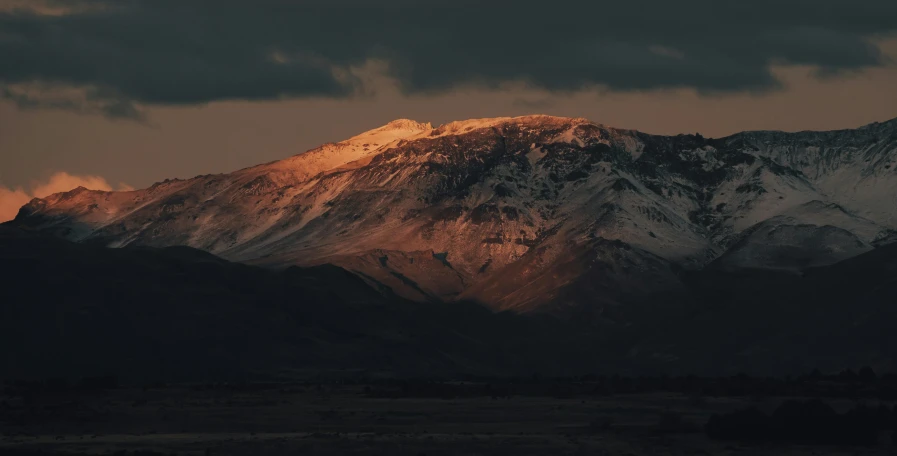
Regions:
[[2, 379, 897, 456]]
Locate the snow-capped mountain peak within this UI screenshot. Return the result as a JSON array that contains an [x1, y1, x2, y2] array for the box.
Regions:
[[10, 115, 897, 316]]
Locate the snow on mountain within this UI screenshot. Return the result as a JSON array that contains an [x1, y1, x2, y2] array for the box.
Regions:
[[9, 115, 897, 315], [260, 118, 433, 182]]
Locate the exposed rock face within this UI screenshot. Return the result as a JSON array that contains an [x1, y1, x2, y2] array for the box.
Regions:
[[10, 115, 897, 317]]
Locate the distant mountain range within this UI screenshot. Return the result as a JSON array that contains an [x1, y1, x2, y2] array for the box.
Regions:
[[9, 115, 897, 319]]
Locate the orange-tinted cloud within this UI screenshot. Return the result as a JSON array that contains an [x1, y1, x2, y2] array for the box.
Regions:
[[0, 171, 129, 222], [29, 172, 114, 198], [0, 186, 32, 223], [0, 0, 109, 16]]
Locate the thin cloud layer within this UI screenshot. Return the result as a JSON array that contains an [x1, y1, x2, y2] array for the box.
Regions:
[[0, 171, 129, 222], [0, 0, 894, 118]]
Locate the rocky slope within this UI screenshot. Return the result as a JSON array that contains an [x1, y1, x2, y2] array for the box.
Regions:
[[9, 115, 897, 317]]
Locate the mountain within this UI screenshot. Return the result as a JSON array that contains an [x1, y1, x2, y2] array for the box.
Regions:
[[8, 115, 897, 318], [3, 224, 897, 380], [0, 225, 632, 381], [652, 240, 897, 374]]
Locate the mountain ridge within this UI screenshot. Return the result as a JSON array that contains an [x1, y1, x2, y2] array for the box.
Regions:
[[8, 114, 897, 316]]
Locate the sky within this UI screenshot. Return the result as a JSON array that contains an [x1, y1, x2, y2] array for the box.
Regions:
[[1, 0, 896, 221]]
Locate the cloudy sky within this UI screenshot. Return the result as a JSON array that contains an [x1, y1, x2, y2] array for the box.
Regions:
[[1, 0, 896, 220]]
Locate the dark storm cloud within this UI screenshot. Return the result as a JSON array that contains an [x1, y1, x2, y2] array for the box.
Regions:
[[0, 0, 895, 117], [2, 83, 146, 120]]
